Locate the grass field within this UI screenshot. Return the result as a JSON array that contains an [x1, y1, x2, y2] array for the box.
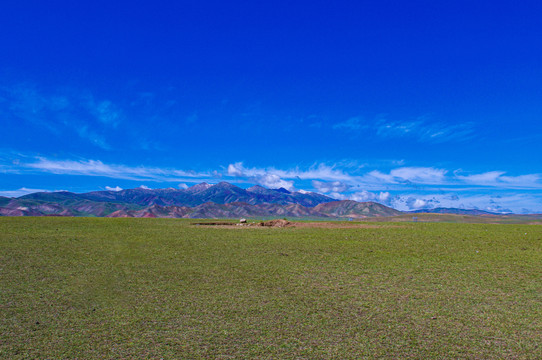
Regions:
[[1, 217, 541, 359]]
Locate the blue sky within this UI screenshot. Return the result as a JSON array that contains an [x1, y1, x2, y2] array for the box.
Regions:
[[1, 1, 542, 213]]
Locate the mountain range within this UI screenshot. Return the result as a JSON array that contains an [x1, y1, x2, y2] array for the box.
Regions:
[[0, 182, 526, 219], [0, 182, 401, 218], [409, 208, 500, 216]]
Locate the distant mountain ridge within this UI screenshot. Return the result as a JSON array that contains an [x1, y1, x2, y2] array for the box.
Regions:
[[0, 182, 522, 219], [314, 200, 402, 218], [59, 181, 336, 208], [409, 208, 501, 216], [0, 182, 401, 218], [105, 202, 335, 219]]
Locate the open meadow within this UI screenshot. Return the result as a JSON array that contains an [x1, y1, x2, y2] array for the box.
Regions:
[[1, 217, 541, 359]]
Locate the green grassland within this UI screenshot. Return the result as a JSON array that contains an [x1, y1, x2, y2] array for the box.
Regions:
[[362, 213, 542, 225], [1, 218, 541, 359]]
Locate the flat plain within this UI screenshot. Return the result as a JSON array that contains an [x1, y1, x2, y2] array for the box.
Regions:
[[1, 217, 541, 359]]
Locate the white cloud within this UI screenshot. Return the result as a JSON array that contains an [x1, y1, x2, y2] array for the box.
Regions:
[[328, 192, 346, 200], [227, 162, 540, 193], [377, 121, 418, 136], [3, 154, 542, 213], [227, 162, 295, 190], [178, 183, 189, 189], [379, 192, 391, 202], [500, 174, 541, 186], [387, 192, 542, 213], [331, 114, 475, 143], [375, 119, 475, 143], [227, 162, 246, 177], [456, 171, 504, 184], [284, 164, 353, 182], [228, 162, 356, 190], [20, 157, 211, 182], [456, 171, 541, 189], [227, 162, 353, 183], [312, 180, 351, 193], [139, 185, 151, 190], [332, 117, 365, 130], [105, 186, 123, 192], [348, 190, 392, 204], [366, 167, 447, 185], [391, 167, 447, 184], [406, 198, 428, 209], [253, 174, 294, 190]]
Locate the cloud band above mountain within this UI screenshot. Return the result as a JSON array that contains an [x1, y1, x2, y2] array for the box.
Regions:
[[1, 153, 541, 213]]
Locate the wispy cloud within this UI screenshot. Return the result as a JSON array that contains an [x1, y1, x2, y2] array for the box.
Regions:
[[375, 120, 475, 143], [227, 163, 294, 190], [92, 100, 122, 127], [2, 83, 64, 135], [332, 117, 366, 131], [346, 190, 391, 204], [365, 167, 448, 185], [389, 192, 542, 214], [5, 155, 541, 192], [227, 162, 354, 184], [17, 157, 212, 182], [312, 180, 351, 193], [455, 171, 542, 189], [332, 115, 475, 143], [2, 154, 541, 212], [105, 186, 123, 192], [0, 187, 46, 198], [226, 161, 542, 192], [255, 174, 294, 190], [0, 83, 123, 149], [76, 126, 111, 150]]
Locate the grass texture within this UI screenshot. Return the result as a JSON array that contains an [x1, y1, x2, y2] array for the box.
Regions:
[[1, 217, 541, 359]]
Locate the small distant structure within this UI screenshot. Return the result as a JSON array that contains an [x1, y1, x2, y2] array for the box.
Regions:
[[412, 216, 418, 222], [239, 218, 247, 223], [348, 218, 353, 222]]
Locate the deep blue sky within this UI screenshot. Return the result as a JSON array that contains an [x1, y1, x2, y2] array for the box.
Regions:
[[1, 1, 541, 212]]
